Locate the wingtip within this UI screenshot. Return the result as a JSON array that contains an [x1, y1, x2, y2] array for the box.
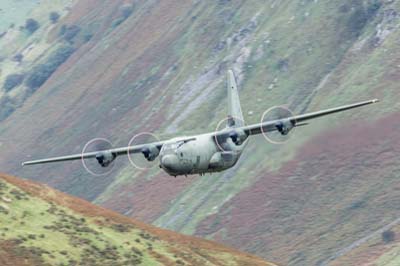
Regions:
[[372, 98, 379, 103], [21, 162, 25, 166]]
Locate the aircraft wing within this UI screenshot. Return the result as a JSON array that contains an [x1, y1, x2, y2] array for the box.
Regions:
[[22, 141, 165, 166], [23, 99, 378, 166], [241, 99, 379, 136]]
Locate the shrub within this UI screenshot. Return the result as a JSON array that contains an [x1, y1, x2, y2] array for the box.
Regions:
[[120, 4, 134, 19], [348, 8, 368, 38], [382, 230, 395, 243], [3, 73, 24, 91], [367, 1, 382, 17], [276, 58, 289, 72], [83, 33, 93, 43], [339, 4, 350, 13], [65, 25, 81, 42], [25, 18, 40, 34], [349, 200, 365, 210], [59, 25, 81, 43], [25, 45, 75, 90], [26, 64, 54, 90], [345, 1, 380, 39], [0, 96, 16, 121], [12, 53, 24, 63], [111, 18, 125, 29], [59, 25, 67, 36], [59, 250, 68, 255], [111, 4, 134, 28], [49, 12, 60, 24]]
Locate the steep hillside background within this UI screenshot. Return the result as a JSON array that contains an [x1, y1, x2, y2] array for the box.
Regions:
[[1, 0, 399, 265], [0, 173, 274, 266]]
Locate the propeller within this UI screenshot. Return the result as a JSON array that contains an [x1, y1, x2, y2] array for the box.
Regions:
[[81, 138, 116, 176], [260, 105, 297, 144], [127, 132, 160, 170], [214, 116, 246, 153]]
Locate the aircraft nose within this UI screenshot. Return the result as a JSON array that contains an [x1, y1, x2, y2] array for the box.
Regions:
[[161, 154, 179, 169]]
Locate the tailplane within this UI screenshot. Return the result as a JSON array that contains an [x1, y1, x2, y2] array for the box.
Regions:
[[227, 70, 245, 127]]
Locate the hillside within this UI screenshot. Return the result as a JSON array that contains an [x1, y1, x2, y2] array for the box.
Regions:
[[0, 173, 275, 266], [0, 0, 399, 265], [328, 219, 400, 266]]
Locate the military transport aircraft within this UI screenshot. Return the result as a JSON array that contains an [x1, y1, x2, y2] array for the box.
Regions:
[[22, 70, 378, 177]]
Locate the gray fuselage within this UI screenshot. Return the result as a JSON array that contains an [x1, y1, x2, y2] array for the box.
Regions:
[[159, 132, 248, 176]]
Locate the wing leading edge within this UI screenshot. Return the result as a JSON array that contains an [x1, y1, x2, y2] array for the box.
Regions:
[[22, 141, 165, 166], [241, 99, 379, 136]]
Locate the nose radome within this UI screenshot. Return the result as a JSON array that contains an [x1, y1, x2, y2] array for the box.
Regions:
[[161, 154, 179, 169]]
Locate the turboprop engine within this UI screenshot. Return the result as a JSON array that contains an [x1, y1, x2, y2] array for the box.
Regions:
[[141, 145, 160, 161], [95, 151, 116, 167], [228, 128, 248, 145], [275, 119, 295, 135]]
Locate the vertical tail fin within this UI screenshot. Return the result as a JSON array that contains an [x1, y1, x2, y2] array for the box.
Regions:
[[227, 70, 245, 128]]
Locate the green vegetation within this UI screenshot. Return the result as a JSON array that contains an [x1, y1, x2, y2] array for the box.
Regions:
[[0, 179, 148, 265], [25, 45, 75, 90], [59, 24, 81, 43], [0, 0, 38, 32], [343, 0, 381, 39], [0, 0, 76, 123], [24, 18, 40, 34], [0, 175, 272, 266], [111, 3, 134, 28], [3, 73, 24, 92], [49, 11, 60, 24], [382, 230, 396, 244], [120, 4, 134, 19], [12, 53, 23, 63], [0, 96, 15, 121], [1, 0, 400, 265]]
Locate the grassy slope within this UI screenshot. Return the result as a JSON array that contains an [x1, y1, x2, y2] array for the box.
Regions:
[[0, 0, 399, 265], [0, 0, 76, 119], [0, 173, 275, 266]]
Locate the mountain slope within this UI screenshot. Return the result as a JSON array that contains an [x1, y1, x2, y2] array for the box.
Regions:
[[0, 0, 399, 265], [328, 218, 400, 266], [0, 173, 275, 266]]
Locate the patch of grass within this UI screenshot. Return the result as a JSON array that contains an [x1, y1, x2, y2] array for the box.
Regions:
[[1, 175, 268, 266]]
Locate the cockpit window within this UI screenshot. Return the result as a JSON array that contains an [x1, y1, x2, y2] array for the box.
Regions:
[[162, 140, 190, 154], [162, 142, 179, 153], [164, 143, 178, 150]]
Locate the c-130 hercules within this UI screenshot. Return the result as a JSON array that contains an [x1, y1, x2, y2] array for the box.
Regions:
[[23, 70, 378, 177]]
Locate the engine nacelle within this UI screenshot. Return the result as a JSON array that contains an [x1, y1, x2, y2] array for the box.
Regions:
[[275, 119, 295, 135], [229, 128, 248, 145], [141, 145, 160, 161], [95, 151, 116, 167]]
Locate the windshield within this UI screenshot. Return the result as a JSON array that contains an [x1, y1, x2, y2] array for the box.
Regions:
[[162, 142, 179, 153]]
